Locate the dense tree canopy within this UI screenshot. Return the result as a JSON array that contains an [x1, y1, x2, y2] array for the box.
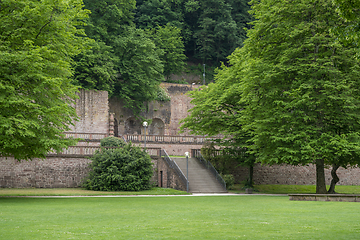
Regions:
[[0, 0, 90, 160], [134, 0, 252, 64], [182, 0, 360, 193], [240, 0, 360, 193], [73, 0, 164, 111], [146, 25, 186, 79], [332, 0, 360, 53]]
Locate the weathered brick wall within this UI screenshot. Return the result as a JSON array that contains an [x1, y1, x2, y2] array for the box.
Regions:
[[69, 89, 109, 134], [157, 157, 186, 191], [0, 156, 184, 190], [231, 163, 360, 185], [1, 156, 360, 188], [0, 156, 175, 189], [0, 157, 92, 188]]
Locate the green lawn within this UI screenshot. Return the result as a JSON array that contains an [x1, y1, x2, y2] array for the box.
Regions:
[[0, 187, 188, 197], [229, 184, 360, 194], [1, 195, 359, 239]]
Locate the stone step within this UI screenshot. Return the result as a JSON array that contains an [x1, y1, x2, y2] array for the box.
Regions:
[[172, 157, 227, 193]]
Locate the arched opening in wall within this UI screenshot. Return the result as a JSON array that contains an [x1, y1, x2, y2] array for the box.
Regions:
[[149, 118, 165, 135], [114, 118, 119, 137], [125, 117, 141, 135]]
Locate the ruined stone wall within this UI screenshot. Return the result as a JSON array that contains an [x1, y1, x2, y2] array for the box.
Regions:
[[163, 82, 199, 136], [69, 89, 109, 134], [108, 83, 200, 137]]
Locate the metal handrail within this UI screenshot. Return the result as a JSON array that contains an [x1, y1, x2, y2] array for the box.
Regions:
[[192, 149, 226, 191], [160, 149, 188, 190]]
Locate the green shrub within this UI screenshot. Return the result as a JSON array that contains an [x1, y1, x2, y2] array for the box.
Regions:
[[84, 143, 153, 191], [155, 86, 171, 102], [100, 136, 125, 147], [221, 174, 235, 189]]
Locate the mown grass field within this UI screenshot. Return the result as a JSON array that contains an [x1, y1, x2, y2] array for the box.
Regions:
[[1, 195, 360, 239], [229, 184, 360, 194], [0, 187, 187, 197]]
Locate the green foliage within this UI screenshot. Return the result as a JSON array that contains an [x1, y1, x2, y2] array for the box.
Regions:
[[215, 0, 360, 193], [74, 0, 164, 111], [100, 136, 126, 147], [243, 0, 360, 165], [182, 0, 360, 193], [146, 25, 186, 78], [332, 0, 360, 55], [155, 86, 171, 102], [135, 0, 252, 64], [135, 0, 184, 29], [84, 143, 153, 191], [72, 41, 117, 95], [0, 0, 90, 160], [221, 173, 235, 189]]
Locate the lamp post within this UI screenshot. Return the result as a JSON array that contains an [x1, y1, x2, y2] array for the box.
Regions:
[[203, 64, 205, 85], [143, 121, 148, 148], [185, 151, 189, 193]]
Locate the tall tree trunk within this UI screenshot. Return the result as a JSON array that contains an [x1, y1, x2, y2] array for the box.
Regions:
[[316, 159, 327, 193], [327, 164, 340, 194], [248, 164, 254, 188]]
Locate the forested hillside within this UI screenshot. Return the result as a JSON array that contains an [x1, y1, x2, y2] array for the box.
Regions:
[[72, 0, 252, 111]]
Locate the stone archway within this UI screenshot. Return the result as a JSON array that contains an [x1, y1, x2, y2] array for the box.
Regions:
[[124, 117, 141, 135], [149, 118, 165, 135]]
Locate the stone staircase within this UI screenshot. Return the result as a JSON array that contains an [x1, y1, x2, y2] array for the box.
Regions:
[[172, 157, 227, 193]]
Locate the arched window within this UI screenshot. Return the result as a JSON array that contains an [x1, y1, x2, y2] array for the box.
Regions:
[[149, 118, 165, 135], [125, 117, 141, 134]]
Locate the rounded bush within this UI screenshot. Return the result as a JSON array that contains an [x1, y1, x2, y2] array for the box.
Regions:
[[84, 143, 153, 191], [100, 136, 126, 147]]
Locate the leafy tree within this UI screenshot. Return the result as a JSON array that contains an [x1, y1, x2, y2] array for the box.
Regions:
[[134, 0, 184, 29], [75, 0, 164, 110], [73, 41, 117, 95], [194, 0, 241, 62], [182, 0, 360, 193], [113, 27, 164, 110], [180, 76, 256, 187], [332, 0, 360, 53], [0, 0, 90, 160], [100, 136, 126, 148], [237, 0, 360, 193], [135, 0, 252, 65], [146, 25, 186, 79], [84, 140, 153, 191]]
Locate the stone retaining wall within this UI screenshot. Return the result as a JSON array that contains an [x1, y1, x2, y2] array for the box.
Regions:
[[232, 163, 360, 186], [1, 157, 360, 188], [0, 156, 185, 190], [0, 156, 92, 188]]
